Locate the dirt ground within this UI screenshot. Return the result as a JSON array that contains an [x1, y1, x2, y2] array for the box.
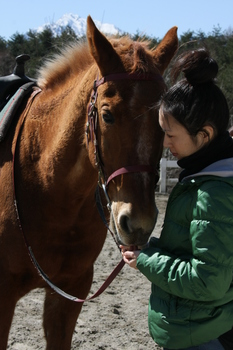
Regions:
[[7, 193, 169, 350]]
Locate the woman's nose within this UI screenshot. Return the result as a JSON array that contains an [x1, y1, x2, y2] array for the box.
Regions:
[[163, 134, 170, 148]]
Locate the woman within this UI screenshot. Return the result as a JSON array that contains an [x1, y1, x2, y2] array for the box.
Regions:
[[121, 49, 233, 350]]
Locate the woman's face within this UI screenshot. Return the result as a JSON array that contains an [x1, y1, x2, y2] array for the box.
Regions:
[[159, 111, 208, 160]]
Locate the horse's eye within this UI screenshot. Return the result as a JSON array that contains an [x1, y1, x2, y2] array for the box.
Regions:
[[102, 110, 114, 124]]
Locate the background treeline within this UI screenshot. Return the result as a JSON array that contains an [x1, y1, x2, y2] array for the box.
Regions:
[[0, 24, 233, 117]]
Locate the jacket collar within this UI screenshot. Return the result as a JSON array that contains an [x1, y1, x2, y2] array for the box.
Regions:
[[182, 157, 233, 181]]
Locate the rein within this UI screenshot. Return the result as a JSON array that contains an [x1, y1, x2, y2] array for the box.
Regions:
[[12, 71, 163, 303], [12, 88, 124, 303]]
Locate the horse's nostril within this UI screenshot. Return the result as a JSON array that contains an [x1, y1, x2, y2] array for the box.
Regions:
[[119, 214, 131, 234], [119, 213, 145, 236]]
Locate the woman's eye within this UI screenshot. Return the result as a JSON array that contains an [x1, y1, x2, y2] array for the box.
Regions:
[[102, 110, 114, 124]]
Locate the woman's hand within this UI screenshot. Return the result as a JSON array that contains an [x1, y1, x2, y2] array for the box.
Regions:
[[120, 245, 141, 269]]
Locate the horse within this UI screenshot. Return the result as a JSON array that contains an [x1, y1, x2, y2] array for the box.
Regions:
[[0, 16, 178, 349]]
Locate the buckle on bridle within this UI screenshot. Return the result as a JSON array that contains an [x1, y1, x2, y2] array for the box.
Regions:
[[101, 183, 111, 211]]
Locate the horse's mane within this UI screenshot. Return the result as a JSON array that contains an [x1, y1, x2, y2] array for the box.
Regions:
[[37, 36, 156, 89], [37, 42, 93, 89]]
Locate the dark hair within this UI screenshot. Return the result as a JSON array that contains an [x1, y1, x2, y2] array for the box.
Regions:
[[160, 48, 230, 136]]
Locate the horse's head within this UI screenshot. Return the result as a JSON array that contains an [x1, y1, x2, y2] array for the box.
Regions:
[[85, 16, 178, 246]]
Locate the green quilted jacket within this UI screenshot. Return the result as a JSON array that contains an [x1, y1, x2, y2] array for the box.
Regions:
[[137, 159, 233, 349]]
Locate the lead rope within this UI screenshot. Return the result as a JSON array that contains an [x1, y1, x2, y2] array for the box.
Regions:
[[12, 89, 125, 303]]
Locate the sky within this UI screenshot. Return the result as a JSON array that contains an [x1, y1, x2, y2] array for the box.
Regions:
[[1, 0, 233, 40]]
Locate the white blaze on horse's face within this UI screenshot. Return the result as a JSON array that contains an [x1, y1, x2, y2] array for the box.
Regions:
[[137, 116, 152, 174]]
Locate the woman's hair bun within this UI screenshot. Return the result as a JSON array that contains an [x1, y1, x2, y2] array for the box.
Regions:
[[172, 48, 218, 86]]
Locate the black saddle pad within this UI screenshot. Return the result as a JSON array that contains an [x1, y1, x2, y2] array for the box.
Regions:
[[0, 82, 36, 142]]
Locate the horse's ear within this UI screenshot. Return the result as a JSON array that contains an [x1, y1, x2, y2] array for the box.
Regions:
[[153, 27, 178, 74], [86, 15, 122, 75]]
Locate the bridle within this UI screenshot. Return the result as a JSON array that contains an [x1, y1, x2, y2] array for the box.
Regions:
[[85, 72, 164, 210], [12, 72, 164, 303]]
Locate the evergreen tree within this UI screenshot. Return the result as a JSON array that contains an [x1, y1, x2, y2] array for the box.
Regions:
[[0, 24, 232, 116]]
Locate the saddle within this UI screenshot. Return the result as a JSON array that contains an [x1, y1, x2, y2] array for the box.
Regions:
[[0, 54, 38, 142]]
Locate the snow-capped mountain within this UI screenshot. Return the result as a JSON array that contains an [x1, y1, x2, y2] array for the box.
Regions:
[[36, 13, 122, 37]]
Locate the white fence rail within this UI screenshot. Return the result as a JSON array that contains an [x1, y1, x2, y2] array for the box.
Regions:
[[159, 158, 179, 193]]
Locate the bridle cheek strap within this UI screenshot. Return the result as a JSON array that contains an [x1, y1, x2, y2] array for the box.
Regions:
[[87, 72, 162, 209]]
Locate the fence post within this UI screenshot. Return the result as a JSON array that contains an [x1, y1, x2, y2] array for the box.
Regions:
[[160, 158, 167, 193], [159, 158, 179, 193]]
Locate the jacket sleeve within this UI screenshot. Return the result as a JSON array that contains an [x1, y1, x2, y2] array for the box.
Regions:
[[137, 183, 233, 301]]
